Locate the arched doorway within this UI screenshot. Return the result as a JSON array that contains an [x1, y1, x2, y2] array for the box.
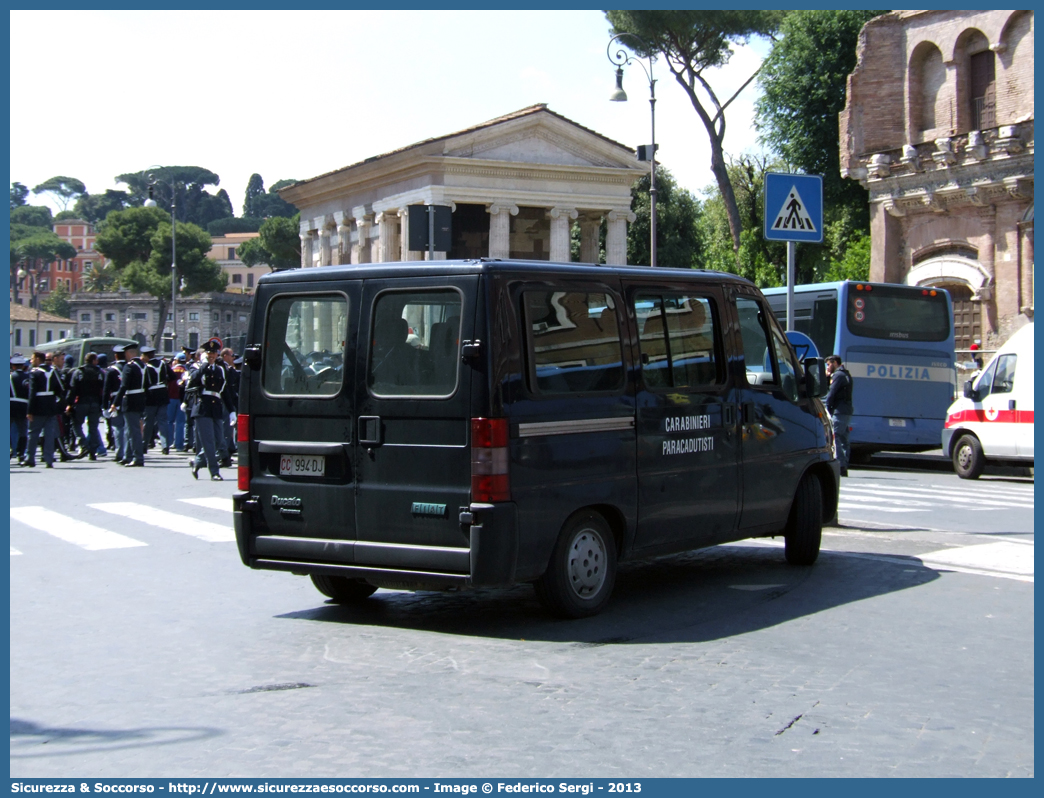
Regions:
[[943, 283, 979, 350]]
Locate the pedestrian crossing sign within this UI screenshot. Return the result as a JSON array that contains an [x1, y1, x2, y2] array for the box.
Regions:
[[764, 172, 823, 242]]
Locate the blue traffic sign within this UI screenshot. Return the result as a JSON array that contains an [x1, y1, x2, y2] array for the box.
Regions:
[[764, 172, 823, 243]]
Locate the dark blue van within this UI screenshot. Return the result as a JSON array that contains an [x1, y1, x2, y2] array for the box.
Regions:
[[233, 260, 838, 617]]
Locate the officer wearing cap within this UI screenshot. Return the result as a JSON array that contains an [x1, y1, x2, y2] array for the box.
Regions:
[[102, 349, 126, 460], [168, 352, 189, 451], [141, 345, 171, 455], [111, 341, 146, 466], [68, 352, 107, 460], [23, 350, 62, 468], [10, 355, 30, 462], [188, 338, 232, 481]]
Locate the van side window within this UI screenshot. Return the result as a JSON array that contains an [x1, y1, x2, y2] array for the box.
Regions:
[[635, 293, 721, 389], [736, 297, 777, 387], [368, 289, 462, 397], [990, 354, 1017, 394], [523, 290, 624, 395], [769, 322, 801, 402], [262, 295, 348, 397]]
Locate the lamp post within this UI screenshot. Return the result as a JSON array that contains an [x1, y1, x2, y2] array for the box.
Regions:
[[144, 167, 177, 353], [607, 32, 658, 267]]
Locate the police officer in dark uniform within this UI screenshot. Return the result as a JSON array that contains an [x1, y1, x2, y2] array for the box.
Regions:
[[10, 355, 30, 462], [825, 354, 855, 477], [111, 342, 146, 466], [23, 350, 62, 468], [102, 348, 126, 461], [141, 345, 171, 455], [68, 352, 107, 460], [188, 339, 232, 481]]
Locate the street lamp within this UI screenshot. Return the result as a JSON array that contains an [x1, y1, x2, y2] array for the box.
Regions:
[[144, 167, 177, 353], [16, 266, 48, 349], [607, 32, 658, 267]]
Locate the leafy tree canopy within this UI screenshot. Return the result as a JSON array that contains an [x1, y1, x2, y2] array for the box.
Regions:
[[116, 166, 233, 228], [11, 182, 29, 209], [239, 213, 301, 271], [244, 173, 266, 217], [755, 9, 884, 224], [628, 167, 702, 268], [73, 189, 131, 225], [54, 210, 79, 221], [15, 232, 77, 269], [41, 282, 73, 320], [32, 176, 86, 211], [208, 217, 262, 236], [606, 9, 785, 253], [10, 204, 53, 231]]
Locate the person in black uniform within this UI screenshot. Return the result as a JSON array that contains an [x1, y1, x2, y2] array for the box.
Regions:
[[825, 354, 855, 477], [188, 339, 232, 481], [10, 355, 30, 462], [23, 351, 62, 468], [102, 349, 126, 461], [68, 352, 107, 460], [110, 342, 146, 466], [219, 346, 239, 466], [141, 345, 171, 455]]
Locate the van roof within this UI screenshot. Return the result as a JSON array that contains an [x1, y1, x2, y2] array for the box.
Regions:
[[258, 259, 757, 287]]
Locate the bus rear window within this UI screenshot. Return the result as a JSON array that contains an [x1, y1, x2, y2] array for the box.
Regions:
[[846, 286, 950, 342]]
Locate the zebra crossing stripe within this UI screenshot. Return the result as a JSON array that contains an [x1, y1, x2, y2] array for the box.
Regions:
[[841, 486, 1034, 509], [10, 507, 148, 551], [918, 541, 1034, 579], [88, 503, 235, 543], [178, 497, 232, 512], [837, 502, 928, 514]]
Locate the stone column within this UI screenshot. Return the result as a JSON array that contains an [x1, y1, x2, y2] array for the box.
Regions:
[[487, 202, 518, 259], [376, 211, 400, 263], [299, 224, 316, 269], [578, 214, 602, 264], [333, 211, 350, 266], [871, 202, 903, 283], [606, 209, 635, 266], [319, 217, 334, 267], [399, 208, 424, 262], [549, 207, 578, 263], [352, 210, 372, 264]]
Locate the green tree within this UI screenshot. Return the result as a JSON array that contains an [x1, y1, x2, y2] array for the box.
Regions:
[[606, 10, 785, 254], [10, 204, 53, 230], [32, 176, 87, 212], [627, 167, 703, 268], [73, 189, 131, 225], [243, 173, 266, 217], [95, 206, 227, 346], [12, 233, 77, 305], [81, 260, 121, 293], [239, 213, 301, 271], [208, 217, 262, 236], [11, 182, 29, 209], [755, 9, 885, 227], [117, 166, 233, 228], [41, 282, 72, 320]]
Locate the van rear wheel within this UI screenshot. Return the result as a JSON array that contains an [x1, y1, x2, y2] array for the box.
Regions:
[[784, 474, 823, 566], [310, 574, 378, 603], [535, 511, 617, 619], [952, 434, 985, 480]]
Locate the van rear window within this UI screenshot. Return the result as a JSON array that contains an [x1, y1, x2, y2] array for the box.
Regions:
[[263, 295, 348, 396], [368, 289, 462, 397], [523, 290, 624, 395]]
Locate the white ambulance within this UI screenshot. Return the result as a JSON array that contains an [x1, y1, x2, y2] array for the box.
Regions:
[[942, 322, 1034, 479]]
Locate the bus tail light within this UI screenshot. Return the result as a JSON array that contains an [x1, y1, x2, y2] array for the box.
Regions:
[[237, 413, 251, 491], [471, 418, 509, 503]]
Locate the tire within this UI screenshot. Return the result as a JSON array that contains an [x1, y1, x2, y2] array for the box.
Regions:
[[534, 511, 617, 619], [785, 474, 823, 566], [310, 574, 378, 603], [952, 434, 985, 480]]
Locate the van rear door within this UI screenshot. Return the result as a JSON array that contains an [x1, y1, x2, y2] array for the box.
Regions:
[[353, 277, 478, 574], [248, 283, 359, 543]]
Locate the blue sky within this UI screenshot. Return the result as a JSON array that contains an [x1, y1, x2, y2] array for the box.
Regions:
[[11, 10, 772, 214]]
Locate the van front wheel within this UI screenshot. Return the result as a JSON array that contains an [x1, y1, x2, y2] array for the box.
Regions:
[[535, 511, 617, 619], [952, 434, 985, 480], [310, 574, 378, 603], [785, 475, 823, 566]]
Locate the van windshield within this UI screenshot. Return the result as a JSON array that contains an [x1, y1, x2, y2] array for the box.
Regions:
[[263, 295, 349, 396]]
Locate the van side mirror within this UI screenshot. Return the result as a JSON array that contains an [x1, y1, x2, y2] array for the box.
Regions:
[[803, 357, 828, 398], [244, 344, 262, 371], [962, 379, 977, 400]]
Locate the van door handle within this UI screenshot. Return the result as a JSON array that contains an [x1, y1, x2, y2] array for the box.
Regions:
[[741, 402, 755, 424], [723, 404, 736, 428], [358, 416, 381, 445]]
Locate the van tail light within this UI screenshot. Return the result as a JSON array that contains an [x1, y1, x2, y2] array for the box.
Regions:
[[471, 418, 509, 503], [237, 413, 251, 491]]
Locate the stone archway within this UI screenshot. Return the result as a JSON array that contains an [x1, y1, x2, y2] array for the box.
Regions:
[[906, 256, 991, 350]]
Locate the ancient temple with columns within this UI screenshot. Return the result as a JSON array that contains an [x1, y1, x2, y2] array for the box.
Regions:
[[279, 105, 646, 270]]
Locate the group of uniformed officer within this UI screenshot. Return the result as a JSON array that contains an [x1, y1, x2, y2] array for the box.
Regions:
[[10, 337, 240, 479]]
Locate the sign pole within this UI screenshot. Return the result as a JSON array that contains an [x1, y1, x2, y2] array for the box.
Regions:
[[786, 241, 796, 331]]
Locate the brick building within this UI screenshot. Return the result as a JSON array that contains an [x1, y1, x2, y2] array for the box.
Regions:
[[11, 218, 102, 302], [209, 231, 271, 295], [839, 10, 1033, 352]]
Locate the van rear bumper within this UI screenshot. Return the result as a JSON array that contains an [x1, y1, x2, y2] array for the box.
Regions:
[[233, 493, 518, 588]]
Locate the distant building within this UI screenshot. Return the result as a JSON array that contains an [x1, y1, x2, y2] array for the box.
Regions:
[[209, 231, 272, 295], [280, 105, 645, 268], [840, 10, 1034, 351], [10, 302, 76, 355], [11, 218, 101, 303], [66, 291, 254, 355]]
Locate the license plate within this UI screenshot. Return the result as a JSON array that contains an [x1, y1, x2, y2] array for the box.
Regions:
[[279, 454, 325, 477], [888, 418, 907, 427]]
